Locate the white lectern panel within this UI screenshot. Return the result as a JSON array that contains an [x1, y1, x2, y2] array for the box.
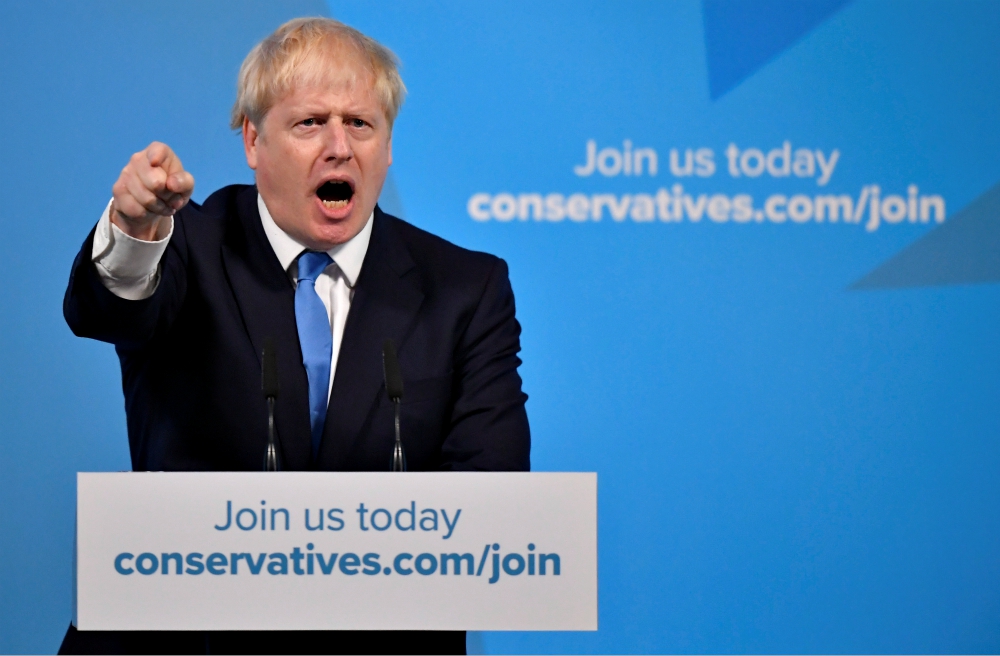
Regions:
[[75, 472, 596, 631]]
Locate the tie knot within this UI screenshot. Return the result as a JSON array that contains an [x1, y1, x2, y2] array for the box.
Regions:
[[298, 251, 333, 283]]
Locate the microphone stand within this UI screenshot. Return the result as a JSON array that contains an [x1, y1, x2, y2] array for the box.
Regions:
[[262, 337, 281, 471], [391, 397, 405, 472], [265, 396, 279, 472], [383, 338, 406, 472]]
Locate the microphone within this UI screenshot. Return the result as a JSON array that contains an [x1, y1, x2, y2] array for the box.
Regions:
[[382, 339, 406, 472], [262, 337, 280, 472]]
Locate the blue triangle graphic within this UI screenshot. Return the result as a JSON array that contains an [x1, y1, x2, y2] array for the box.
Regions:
[[851, 181, 1000, 289], [702, 0, 852, 100]]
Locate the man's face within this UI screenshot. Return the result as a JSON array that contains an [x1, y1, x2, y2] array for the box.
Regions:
[[243, 50, 392, 250]]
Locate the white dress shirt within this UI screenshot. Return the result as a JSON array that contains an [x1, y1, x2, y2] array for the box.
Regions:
[[91, 196, 374, 400]]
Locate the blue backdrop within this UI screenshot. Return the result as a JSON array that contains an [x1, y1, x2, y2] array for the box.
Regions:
[[1, 1, 998, 653]]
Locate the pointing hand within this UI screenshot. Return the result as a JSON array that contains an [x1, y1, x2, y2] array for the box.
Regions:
[[110, 142, 195, 241]]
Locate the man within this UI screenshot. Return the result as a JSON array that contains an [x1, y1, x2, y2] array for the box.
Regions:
[[60, 17, 530, 655]]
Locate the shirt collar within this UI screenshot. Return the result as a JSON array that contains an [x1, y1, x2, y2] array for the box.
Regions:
[[257, 193, 372, 287]]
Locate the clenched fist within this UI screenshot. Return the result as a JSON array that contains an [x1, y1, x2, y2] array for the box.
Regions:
[[111, 142, 195, 241]]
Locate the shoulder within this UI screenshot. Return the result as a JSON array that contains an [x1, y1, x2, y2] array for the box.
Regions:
[[171, 184, 256, 243], [379, 208, 506, 286], [199, 184, 255, 213], [175, 184, 254, 226]]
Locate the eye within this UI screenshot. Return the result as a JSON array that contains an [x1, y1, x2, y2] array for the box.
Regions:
[[349, 118, 367, 128], [300, 118, 317, 127]]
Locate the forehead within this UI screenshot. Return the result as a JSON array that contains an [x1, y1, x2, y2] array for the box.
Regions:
[[286, 42, 376, 99]]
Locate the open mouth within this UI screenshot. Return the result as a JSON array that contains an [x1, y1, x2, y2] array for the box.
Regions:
[[316, 180, 354, 210]]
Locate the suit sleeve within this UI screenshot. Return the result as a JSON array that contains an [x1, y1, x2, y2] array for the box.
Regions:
[[441, 257, 531, 471], [63, 213, 190, 351]]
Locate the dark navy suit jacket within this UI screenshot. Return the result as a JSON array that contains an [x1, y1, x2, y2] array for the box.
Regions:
[[64, 184, 531, 474]]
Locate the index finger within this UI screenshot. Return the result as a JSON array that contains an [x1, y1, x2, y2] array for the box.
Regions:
[[145, 142, 183, 175]]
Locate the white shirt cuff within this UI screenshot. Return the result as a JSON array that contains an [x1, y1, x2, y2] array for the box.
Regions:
[[91, 200, 173, 300]]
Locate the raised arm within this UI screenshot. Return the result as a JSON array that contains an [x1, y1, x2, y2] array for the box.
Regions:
[[64, 142, 195, 348]]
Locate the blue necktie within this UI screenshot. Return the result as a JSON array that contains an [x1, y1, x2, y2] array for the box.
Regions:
[[294, 251, 334, 460]]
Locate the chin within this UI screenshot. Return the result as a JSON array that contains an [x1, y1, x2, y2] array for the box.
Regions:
[[307, 220, 360, 249]]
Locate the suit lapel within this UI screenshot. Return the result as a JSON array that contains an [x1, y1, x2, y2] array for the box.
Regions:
[[219, 187, 313, 470], [318, 207, 424, 470]]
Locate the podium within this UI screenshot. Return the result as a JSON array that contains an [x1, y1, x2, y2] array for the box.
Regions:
[[74, 472, 597, 631]]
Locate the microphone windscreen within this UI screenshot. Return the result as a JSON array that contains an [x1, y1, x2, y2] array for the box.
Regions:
[[262, 337, 280, 398], [382, 338, 404, 401]]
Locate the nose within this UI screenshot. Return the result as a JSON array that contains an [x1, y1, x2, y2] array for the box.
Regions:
[[323, 121, 352, 163]]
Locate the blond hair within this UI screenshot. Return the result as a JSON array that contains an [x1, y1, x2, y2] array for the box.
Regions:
[[230, 17, 406, 130]]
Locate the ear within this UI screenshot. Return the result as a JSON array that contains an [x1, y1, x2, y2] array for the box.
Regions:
[[243, 117, 260, 170], [387, 132, 393, 167]]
